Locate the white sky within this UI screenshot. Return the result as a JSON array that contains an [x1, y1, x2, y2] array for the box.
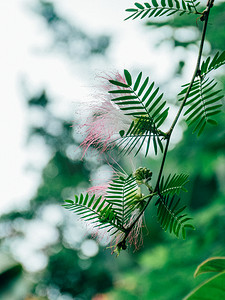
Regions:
[[0, 0, 197, 213]]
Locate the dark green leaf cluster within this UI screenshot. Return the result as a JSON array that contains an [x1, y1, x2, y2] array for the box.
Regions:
[[109, 70, 169, 156], [64, 174, 140, 238], [179, 51, 225, 136], [155, 195, 194, 239], [125, 0, 200, 21], [179, 77, 223, 136], [160, 173, 189, 196], [106, 175, 140, 226], [64, 170, 194, 244], [63, 194, 120, 233]]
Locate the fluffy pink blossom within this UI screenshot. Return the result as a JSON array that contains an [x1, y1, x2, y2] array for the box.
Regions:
[[127, 212, 145, 251], [78, 73, 133, 157], [87, 184, 109, 198], [109, 211, 145, 254]]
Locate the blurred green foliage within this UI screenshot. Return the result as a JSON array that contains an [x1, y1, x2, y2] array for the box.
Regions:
[[1, 1, 225, 299]]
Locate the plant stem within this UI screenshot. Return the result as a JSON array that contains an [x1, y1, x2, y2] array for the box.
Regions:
[[155, 0, 214, 189], [122, 192, 155, 241], [167, 1, 213, 137], [139, 192, 158, 201], [155, 135, 171, 191], [121, 0, 214, 246]]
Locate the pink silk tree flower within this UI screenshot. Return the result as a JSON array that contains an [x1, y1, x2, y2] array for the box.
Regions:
[[109, 210, 145, 254], [87, 184, 109, 198], [78, 73, 133, 157], [126, 211, 145, 251]]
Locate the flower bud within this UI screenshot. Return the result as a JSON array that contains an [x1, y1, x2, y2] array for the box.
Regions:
[[134, 167, 152, 185]]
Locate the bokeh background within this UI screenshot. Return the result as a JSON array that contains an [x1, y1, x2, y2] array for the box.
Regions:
[[1, 0, 225, 299]]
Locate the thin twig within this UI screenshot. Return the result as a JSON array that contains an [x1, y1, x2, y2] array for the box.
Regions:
[[167, 1, 213, 136], [121, 0, 214, 246], [155, 0, 214, 189]]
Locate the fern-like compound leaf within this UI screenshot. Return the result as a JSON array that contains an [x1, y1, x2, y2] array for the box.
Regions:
[[155, 195, 195, 239], [105, 174, 140, 227], [109, 70, 169, 156], [201, 51, 225, 77], [160, 173, 189, 196], [63, 194, 123, 233], [64, 174, 141, 237], [178, 77, 223, 136], [125, 0, 200, 21]]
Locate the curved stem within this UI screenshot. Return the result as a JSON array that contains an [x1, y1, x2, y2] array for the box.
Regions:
[[167, 1, 213, 137], [155, 0, 214, 188], [137, 192, 158, 202], [155, 135, 170, 191], [120, 0, 214, 247]]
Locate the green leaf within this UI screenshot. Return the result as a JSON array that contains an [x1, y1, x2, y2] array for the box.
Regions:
[[64, 200, 74, 204], [160, 173, 189, 196], [138, 77, 149, 96], [168, 0, 173, 8], [109, 70, 169, 156], [194, 257, 225, 278], [207, 119, 217, 125], [135, 2, 145, 9], [124, 69, 132, 86], [185, 271, 225, 300], [108, 89, 133, 94], [109, 79, 129, 88], [155, 195, 194, 238], [106, 174, 139, 227], [152, 0, 159, 7], [178, 77, 223, 135], [125, 8, 138, 12], [134, 72, 142, 91], [125, 0, 199, 21], [63, 194, 123, 233]]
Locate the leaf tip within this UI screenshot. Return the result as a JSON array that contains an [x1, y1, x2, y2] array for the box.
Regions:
[[64, 199, 74, 204]]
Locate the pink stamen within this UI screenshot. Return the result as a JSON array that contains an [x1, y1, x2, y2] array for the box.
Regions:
[[77, 72, 132, 158]]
